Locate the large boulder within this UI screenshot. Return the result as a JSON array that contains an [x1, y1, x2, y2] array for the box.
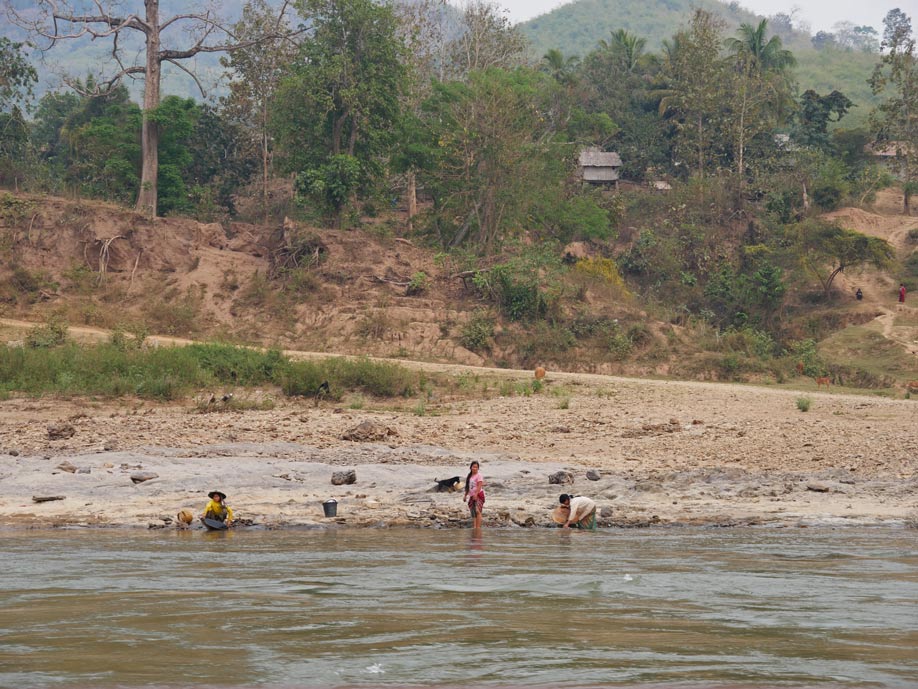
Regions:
[[332, 469, 357, 486], [549, 471, 574, 485], [342, 420, 398, 442]]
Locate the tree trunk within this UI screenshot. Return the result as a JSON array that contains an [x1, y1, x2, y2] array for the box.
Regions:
[[406, 170, 417, 232], [697, 114, 704, 180], [135, 0, 160, 217], [736, 74, 747, 199], [262, 101, 269, 224]]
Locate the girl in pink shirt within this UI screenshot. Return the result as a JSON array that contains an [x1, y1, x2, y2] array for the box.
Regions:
[[464, 460, 485, 528]]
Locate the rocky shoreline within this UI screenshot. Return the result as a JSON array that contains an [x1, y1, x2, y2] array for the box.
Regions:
[[1, 371, 916, 530], [1, 440, 914, 531]]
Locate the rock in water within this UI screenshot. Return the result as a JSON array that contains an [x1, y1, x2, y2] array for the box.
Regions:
[[586, 470, 602, 481], [332, 469, 357, 485], [47, 424, 76, 440], [549, 471, 574, 485]]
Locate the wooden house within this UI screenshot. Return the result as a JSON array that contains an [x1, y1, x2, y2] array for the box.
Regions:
[[579, 149, 622, 186]]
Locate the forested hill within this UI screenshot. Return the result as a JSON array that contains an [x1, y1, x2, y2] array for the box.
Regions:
[[520, 0, 880, 127], [521, 0, 762, 55]]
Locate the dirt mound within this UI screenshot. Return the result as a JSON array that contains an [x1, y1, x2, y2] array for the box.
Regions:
[[0, 194, 486, 363]]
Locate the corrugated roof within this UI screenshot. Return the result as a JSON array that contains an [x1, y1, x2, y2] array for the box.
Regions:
[[579, 150, 622, 167]]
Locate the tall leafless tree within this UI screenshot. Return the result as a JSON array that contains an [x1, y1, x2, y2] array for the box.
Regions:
[[5, 0, 296, 216]]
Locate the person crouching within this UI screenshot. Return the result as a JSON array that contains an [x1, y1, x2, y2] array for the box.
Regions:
[[201, 490, 234, 527], [558, 493, 596, 530]]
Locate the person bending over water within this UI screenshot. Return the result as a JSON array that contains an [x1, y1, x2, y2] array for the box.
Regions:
[[558, 493, 596, 530], [464, 461, 485, 529], [201, 490, 234, 527]]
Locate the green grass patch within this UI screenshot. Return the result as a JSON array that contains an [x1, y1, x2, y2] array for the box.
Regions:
[[0, 342, 423, 401], [818, 325, 918, 384], [278, 356, 419, 400]]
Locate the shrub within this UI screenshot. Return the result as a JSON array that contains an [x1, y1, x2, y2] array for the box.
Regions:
[[26, 317, 69, 348], [278, 357, 417, 399], [796, 397, 812, 412], [608, 331, 633, 360], [356, 309, 390, 340], [406, 271, 430, 296], [574, 257, 628, 291], [518, 323, 576, 364], [459, 310, 495, 353]]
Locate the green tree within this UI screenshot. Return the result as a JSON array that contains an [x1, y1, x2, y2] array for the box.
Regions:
[[0, 37, 38, 184], [221, 0, 299, 221], [725, 20, 797, 191], [793, 90, 854, 150], [869, 9, 918, 214], [184, 105, 259, 217], [58, 84, 143, 203], [790, 219, 895, 297], [658, 10, 729, 180], [7, 0, 295, 216], [417, 67, 592, 252], [274, 0, 405, 227], [578, 30, 664, 179]]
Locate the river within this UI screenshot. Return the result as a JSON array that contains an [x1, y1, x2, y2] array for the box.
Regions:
[[1, 527, 916, 688]]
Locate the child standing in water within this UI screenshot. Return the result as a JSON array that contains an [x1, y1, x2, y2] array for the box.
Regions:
[[464, 461, 485, 529]]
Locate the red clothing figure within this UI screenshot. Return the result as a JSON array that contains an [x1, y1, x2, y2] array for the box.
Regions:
[[899, 284, 906, 304]]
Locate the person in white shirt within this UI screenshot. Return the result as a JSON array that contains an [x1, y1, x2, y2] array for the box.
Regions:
[[558, 493, 596, 530]]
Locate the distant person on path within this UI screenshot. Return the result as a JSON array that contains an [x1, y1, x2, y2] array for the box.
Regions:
[[201, 490, 234, 527], [557, 494, 597, 531], [899, 283, 906, 309], [855, 288, 863, 301], [464, 461, 485, 529]]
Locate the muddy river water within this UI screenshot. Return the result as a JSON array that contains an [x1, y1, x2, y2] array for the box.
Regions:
[[1, 527, 916, 688]]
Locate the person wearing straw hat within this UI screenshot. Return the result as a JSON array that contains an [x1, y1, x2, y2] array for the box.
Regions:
[[555, 494, 596, 530], [201, 490, 234, 526]]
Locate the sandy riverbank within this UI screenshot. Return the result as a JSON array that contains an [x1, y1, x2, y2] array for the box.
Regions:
[[1, 370, 916, 529]]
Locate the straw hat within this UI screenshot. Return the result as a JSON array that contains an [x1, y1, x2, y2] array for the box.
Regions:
[[208, 490, 227, 500], [176, 509, 194, 525]]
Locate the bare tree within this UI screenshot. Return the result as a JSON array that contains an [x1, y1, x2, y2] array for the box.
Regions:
[[5, 0, 296, 216], [444, 0, 528, 80]]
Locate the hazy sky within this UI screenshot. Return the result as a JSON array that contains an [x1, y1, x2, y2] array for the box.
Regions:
[[487, 0, 908, 32]]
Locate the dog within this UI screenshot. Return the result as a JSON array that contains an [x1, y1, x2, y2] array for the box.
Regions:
[[815, 376, 830, 389], [434, 476, 461, 492]]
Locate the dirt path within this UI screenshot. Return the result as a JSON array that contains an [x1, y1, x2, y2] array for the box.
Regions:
[[826, 189, 918, 357]]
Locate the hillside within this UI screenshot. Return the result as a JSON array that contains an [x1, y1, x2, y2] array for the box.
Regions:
[[519, 0, 882, 128], [521, 0, 762, 54], [1, 190, 917, 392]]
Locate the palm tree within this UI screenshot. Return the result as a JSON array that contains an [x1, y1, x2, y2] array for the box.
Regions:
[[541, 48, 580, 84], [725, 20, 797, 189], [599, 29, 647, 73], [726, 19, 796, 74]]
